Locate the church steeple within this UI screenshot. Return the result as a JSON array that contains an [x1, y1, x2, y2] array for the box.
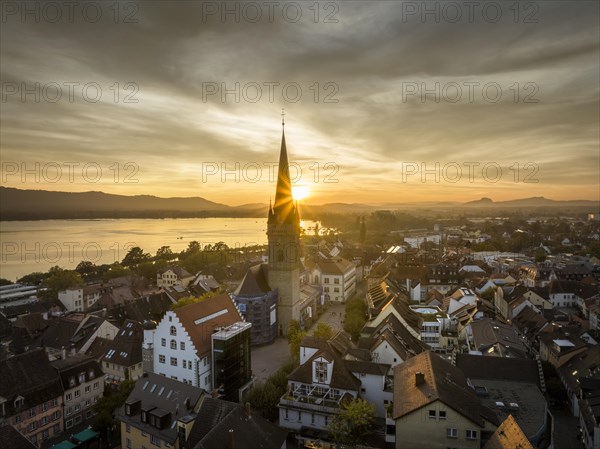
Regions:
[[270, 116, 298, 225]]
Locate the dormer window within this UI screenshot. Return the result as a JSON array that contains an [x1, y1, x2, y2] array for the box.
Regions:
[[315, 361, 328, 383], [78, 372, 86, 383], [69, 377, 76, 387], [14, 396, 24, 409]]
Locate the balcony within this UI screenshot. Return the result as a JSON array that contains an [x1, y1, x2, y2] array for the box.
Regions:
[[279, 395, 342, 414]]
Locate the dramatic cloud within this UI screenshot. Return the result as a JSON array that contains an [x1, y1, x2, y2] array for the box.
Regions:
[[1, 0, 598, 204]]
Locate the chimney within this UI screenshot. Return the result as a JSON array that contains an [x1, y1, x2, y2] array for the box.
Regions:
[[61, 346, 66, 360], [415, 372, 425, 386], [228, 429, 234, 449]]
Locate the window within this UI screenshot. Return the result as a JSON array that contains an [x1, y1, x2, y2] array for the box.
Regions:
[[41, 402, 48, 412], [75, 390, 80, 398], [78, 372, 86, 383], [159, 355, 166, 364], [315, 361, 328, 383], [28, 422, 37, 432], [42, 429, 49, 440], [85, 399, 91, 407], [151, 434, 161, 446], [94, 382, 99, 390], [161, 338, 166, 347], [311, 413, 315, 424], [15, 415, 22, 424], [447, 428, 458, 439], [180, 341, 185, 350], [86, 410, 93, 418], [126, 437, 132, 448], [65, 407, 72, 416], [85, 385, 91, 393], [170, 357, 177, 366], [188, 362, 192, 370], [52, 411, 60, 421], [74, 416, 82, 425], [40, 416, 48, 425], [439, 410, 447, 420], [466, 430, 478, 440], [170, 326, 177, 336], [428, 410, 436, 419], [284, 408, 288, 420], [126, 424, 131, 433], [66, 419, 73, 429], [28, 408, 36, 417]]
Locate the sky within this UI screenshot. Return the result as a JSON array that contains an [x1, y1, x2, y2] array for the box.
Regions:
[[1, 0, 599, 206]]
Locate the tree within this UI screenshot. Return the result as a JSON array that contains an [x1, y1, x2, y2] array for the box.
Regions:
[[101, 263, 132, 281], [0, 278, 13, 286], [313, 322, 334, 341], [93, 380, 135, 433], [155, 246, 176, 261], [40, 267, 83, 300], [121, 246, 150, 267], [75, 261, 97, 279], [328, 398, 376, 445], [170, 291, 219, 310], [17, 271, 48, 285], [287, 319, 306, 363]]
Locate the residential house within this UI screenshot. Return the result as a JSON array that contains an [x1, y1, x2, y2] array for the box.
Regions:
[[456, 354, 548, 446], [117, 372, 204, 449], [0, 424, 37, 449], [185, 397, 288, 449], [464, 319, 528, 358], [51, 354, 104, 430], [482, 415, 534, 449], [157, 267, 194, 288], [539, 328, 589, 368], [0, 349, 64, 446], [58, 284, 102, 312], [310, 257, 356, 303], [392, 351, 499, 449], [102, 319, 144, 384]]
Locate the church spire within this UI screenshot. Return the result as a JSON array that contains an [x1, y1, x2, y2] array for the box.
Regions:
[[272, 116, 294, 223]]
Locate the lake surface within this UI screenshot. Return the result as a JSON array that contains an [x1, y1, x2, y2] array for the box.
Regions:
[[0, 218, 317, 281]]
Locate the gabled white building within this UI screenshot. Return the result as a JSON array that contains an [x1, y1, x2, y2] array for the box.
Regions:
[[58, 284, 102, 312], [152, 293, 243, 389], [309, 257, 356, 303], [156, 266, 194, 288]]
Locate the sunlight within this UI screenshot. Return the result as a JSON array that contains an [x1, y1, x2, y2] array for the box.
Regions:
[[292, 185, 310, 201]]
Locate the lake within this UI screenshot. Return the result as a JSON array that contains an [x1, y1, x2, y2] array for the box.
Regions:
[[0, 218, 318, 281]]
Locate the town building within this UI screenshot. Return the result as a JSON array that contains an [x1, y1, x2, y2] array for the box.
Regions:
[[309, 257, 357, 303], [117, 372, 204, 449], [51, 354, 104, 430], [0, 349, 64, 446], [231, 263, 279, 345], [157, 267, 194, 288], [392, 351, 499, 449], [58, 284, 102, 312], [152, 293, 250, 397], [102, 319, 144, 384]]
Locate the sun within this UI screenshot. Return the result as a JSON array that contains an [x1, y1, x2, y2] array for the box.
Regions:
[[292, 185, 310, 201]]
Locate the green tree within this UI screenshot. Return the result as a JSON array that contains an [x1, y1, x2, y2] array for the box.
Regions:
[[40, 267, 83, 300], [170, 291, 220, 310], [155, 246, 176, 261], [17, 272, 48, 285], [101, 263, 132, 281], [328, 398, 376, 445], [245, 381, 281, 421], [313, 322, 334, 341], [287, 319, 306, 363], [121, 246, 150, 267], [0, 278, 13, 286], [75, 261, 97, 279], [93, 380, 135, 433]]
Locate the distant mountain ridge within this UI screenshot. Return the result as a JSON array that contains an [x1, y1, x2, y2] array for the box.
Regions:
[[0, 187, 597, 220]]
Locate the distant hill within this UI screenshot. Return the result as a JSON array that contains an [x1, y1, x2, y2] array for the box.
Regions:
[[462, 196, 598, 207], [0, 187, 597, 220]]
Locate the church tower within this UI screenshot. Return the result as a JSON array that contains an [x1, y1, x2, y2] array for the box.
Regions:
[[267, 117, 301, 336]]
